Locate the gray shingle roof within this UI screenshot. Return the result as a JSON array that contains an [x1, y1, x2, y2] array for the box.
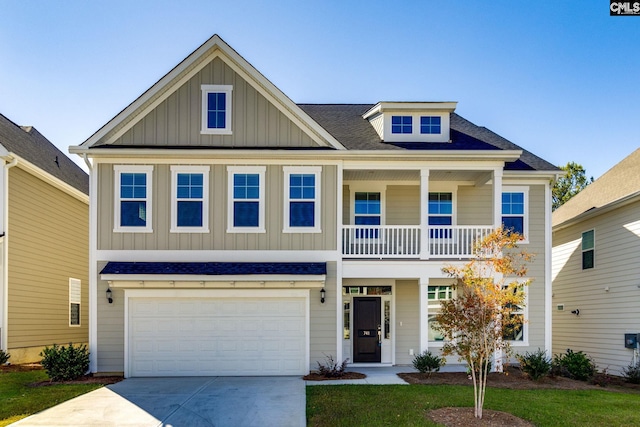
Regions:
[[298, 104, 558, 172], [553, 148, 640, 227], [0, 114, 88, 194]]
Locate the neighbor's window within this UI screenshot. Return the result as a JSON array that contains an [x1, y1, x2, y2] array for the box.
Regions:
[[171, 166, 209, 232], [114, 165, 153, 232], [582, 229, 595, 269], [227, 166, 265, 232], [69, 278, 81, 326], [391, 116, 412, 134], [502, 188, 528, 240], [420, 116, 441, 134], [283, 167, 321, 232], [201, 84, 232, 134]]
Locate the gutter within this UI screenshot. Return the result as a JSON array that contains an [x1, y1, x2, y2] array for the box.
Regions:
[[1, 156, 17, 352]]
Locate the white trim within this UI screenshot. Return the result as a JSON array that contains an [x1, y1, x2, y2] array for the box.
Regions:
[[544, 181, 552, 353], [170, 165, 210, 233], [348, 183, 386, 230], [383, 112, 451, 143], [69, 278, 82, 327], [113, 165, 153, 233], [502, 185, 529, 244], [96, 249, 340, 262], [200, 84, 233, 135], [89, 162, 98, 373], [419, 279, 429, 353], [227, 166, 266, 233], [580, 228, 595, 270], [10, 155, 88, 203], [283, 166, 321, 233], [102, 274, 326, 284]]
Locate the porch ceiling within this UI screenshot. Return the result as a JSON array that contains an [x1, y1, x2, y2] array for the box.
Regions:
[[344, 169, 490, 182]]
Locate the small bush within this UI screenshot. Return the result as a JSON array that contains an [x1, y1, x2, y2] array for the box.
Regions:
[[316, 354, 348, 378], [0, 349, 10, 365], [40, 343, 90, 381], [552, 349, 596, 381], [412, 351, 444, 376], [590, 368, 612, 387], [622, 360, 640, 384], [517, 348, 551, 380]]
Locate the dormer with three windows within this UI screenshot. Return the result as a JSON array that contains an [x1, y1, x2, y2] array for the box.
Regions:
[[362, 102, 456, 143]]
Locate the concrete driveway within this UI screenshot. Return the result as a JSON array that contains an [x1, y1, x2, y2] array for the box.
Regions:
[[11, 376, 305, 427]]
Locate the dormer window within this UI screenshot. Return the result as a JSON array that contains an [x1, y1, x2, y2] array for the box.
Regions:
[[391, 116, 412, 134], [201, 84, 232, 134], [420, 116, 441, 134]]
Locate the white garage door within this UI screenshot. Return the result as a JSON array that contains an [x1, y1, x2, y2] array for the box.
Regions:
[[128, 296, 307, 377]]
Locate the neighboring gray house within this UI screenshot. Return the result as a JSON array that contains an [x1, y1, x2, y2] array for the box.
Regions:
[[553, 148, 640, 376], [70, 35, 559, 377]]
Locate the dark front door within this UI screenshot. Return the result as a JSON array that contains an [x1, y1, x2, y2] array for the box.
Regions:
[[353, 297, 381, 363]]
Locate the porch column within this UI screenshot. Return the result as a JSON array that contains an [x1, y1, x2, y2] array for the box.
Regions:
[[419, 278, 430, 353], [492, 168, 503, 229], [420, 168, 430, 260]]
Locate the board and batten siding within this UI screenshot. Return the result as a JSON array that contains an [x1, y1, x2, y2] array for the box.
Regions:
[[97, 163, 337, 251], [7, 167, 88, 361], [553, 199, 640, 376], [309, 261, 338, 369], [111, 58, 317, 148], [395, 280, 420, 365]]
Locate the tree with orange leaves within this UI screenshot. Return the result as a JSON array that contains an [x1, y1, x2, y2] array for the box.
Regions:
[[433, 226, 533, 419]]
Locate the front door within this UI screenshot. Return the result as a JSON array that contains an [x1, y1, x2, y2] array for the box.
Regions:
[[353, 297, 381, 363]]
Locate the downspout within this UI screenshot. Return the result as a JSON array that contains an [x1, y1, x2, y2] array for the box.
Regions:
[[1, 156, 18, 352]]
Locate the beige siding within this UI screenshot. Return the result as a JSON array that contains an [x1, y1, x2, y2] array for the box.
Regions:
[[98, 163, 337, 251], [458, 185, 493, 225], [7, 167, 89, 362], [553, 199, 640, 376], [309, 262, 338, 368], [387, 185, 420, 225], [395, 280, 420, 365], [113, 58, 318, 148]]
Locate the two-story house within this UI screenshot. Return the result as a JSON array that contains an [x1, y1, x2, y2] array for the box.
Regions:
[[70, 35, 559, 377], [1, 113, 89, 363]]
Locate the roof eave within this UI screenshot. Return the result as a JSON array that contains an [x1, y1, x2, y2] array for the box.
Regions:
[[553, 190, 640, 231]]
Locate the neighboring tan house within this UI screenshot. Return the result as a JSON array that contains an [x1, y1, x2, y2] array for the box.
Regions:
[[553, 148, 640, 376], [70, 35, 559, 377], [0, 113, 89, 363]]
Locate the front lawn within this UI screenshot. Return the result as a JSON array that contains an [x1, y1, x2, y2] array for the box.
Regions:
[[307, 384, 640, 426], [0, 369, 105, 426]]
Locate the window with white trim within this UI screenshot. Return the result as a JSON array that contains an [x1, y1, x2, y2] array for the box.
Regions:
[[227, 166, 265, 232], [428, 192, 453, 238], [171, 166, 209, 232], [201, 84, 232, 134], [391, 116, 412, 134], [354, 192, 381, 239], [582, 229, 595, 269], [502, 282, 527, 342], [502, 187, 528, 241], [114, 165, 153, 232], [283, 166, 321, 233], [428, 284, 455, 342], [420, 116, 441, 134], [69, 278, 81, 326]]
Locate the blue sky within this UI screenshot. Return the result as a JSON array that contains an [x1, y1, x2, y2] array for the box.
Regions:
[[1, 1, 638, 179]]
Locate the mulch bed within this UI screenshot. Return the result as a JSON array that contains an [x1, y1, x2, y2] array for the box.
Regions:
[[303, 371, 366, 381], [1, 363, 123, 387], [428, 407, 534, 427]]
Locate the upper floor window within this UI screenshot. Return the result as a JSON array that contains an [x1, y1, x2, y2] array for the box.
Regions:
[[283, 167, 321, 233], [428, 192, 453, 238], [502, 188, 528, 241], [354, 192, 381, 239], [582, 229, 595, 269], [420, 116, 441, 134], [171, 166, 209, 233], [201, 84, 232, 135], [114, 165, 153, 232], [391, 116, 412, 134], [227, 166, 265, 233]]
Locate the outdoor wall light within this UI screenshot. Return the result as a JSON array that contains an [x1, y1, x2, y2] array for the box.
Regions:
[[571, 309, 580, 316], [106, 288, 113, 304], [320, 288, 326, 304]]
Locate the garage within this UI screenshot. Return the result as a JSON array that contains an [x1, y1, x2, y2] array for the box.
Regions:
[[127, 291, 308, 377]]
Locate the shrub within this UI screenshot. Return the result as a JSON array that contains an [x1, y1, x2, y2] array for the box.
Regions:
[[590, 368, 612, 387], [0, 349, 9, 365], [552, 349, 596, 381], [316, 354, 348, 378], [517, 348, 551, 380], [412, 351, 444, 376], [622, 360, 640, 384], [40, 343, 90, 381]]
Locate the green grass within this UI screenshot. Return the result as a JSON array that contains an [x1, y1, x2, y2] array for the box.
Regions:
[[0, 370, 105, 427], [307, 384, 640, 426]]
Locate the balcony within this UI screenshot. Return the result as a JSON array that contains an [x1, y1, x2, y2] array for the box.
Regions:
[[342, 225, 494, 259]]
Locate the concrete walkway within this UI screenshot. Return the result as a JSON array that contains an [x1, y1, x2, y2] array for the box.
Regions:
[[11, 376, 305, 427], [305, 365, 418, 386]]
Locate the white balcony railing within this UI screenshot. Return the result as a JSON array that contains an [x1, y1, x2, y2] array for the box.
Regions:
[[342, 225, 494, 259]]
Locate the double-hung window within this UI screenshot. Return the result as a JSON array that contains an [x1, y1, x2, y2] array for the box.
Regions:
[[427, 283, 455, 342], [420, 116, 441, 134], [201, 84, 232, 134], [582, 229, 595, 269], [228, 166, 265, 232], [391, 116, 412, 134], [354, 192, 381, 239], [171, 166, 209, 232], [502, 187, 528, 241], [428, 192, 453, 238], [283, 166, 321, 233], [114, 165, 153, 232], [69, 278, 81, 326], [502, 282, 527, 342]]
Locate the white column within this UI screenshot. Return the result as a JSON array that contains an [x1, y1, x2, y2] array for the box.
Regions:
[[419, 278, 430, 353], [493, 168, 503, 229], [420, 169, 430, 259], [544, 180, 552, 353]]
